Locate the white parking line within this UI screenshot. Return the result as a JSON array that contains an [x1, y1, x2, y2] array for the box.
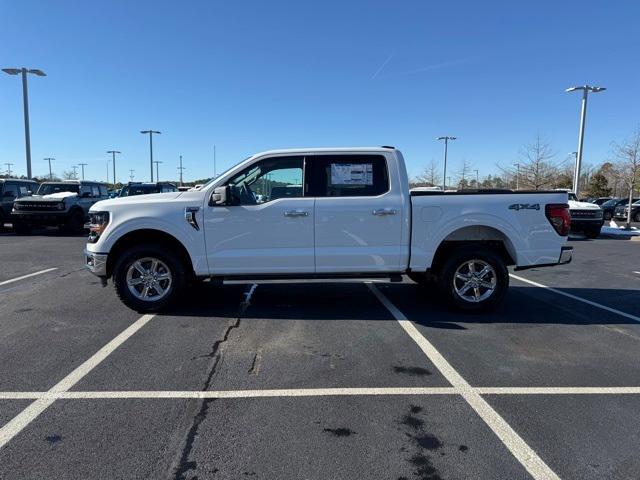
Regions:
[[0, 268, 58, 287], [2, 385, 640, 400], [477, 387, 640, 395], [510, 273, 640, 323], [367, 283, 560, 480], [0, 387, 458, 400], [0, 314, 155, 450]]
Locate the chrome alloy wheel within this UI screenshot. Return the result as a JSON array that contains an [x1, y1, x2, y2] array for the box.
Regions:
[[126, 257, 173, 302], [453, 259, 497, 303]]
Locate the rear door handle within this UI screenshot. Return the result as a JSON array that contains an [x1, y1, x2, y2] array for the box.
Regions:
[[372, 208, 398, 216], [284, 210, 309, 217]]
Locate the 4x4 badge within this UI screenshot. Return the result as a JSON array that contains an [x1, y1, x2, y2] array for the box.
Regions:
[[509, 203, 540, 211]]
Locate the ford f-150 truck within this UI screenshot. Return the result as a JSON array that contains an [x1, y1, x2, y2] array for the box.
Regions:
[[84, 147, 572, 312]]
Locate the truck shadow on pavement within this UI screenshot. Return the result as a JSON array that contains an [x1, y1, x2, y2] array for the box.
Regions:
[[162, 281, 639, 328]]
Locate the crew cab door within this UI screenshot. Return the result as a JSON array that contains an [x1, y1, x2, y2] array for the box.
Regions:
[[311, 154, 404, 273], [204, 155, 315, 275]]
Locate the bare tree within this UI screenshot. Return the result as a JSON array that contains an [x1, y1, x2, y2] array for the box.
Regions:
[[613, 128, 640, 229], [499, 134, 563, 190], [455, 159, 474, 190], [411, 159, 441, 188], [62, 169, 77, 180]]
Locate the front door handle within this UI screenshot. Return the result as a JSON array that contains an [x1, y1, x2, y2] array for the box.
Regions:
[[284, 209, 309, 217], [372, 208, 398, 216]]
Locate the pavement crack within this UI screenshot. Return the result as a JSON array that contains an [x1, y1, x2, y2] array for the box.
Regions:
[[170, 283, 258, 480]]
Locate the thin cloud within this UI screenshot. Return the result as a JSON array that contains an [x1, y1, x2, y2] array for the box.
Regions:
[[378, 56, 478, 79], [371, 54, 394, 79]]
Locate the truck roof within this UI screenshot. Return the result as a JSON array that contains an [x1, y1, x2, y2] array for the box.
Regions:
[[249, 147, 396, 157]]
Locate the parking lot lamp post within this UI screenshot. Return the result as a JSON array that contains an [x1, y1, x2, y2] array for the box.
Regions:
[[129, 169, 135, 181], [566, 86, 606, 197], [78, 162, 88, 180], [140, 130, 161, 181], [71, 165, 79, 180], [4, 163, 14, 177], [515, 163, 520, 190], [106, 159, 110, 185], [2, 68, 46, 179], [44, 157, 54, 180], [178, 155, 185, 186], [154, 160, 162, 182], [107, 150, 120, 186], [437, 136, 456, 191]]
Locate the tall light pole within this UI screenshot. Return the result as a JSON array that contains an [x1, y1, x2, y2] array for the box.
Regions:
[[474, 169, 479, 186], [140, 130, 161, 181], [44, 157, 55, 180], [515, 163, 520, 190], [129, 169, 135, 181], [153, 160, 162, 181], [565, 85, 606, 197], [78, 162, 88, 180], [436, 136, 456, 191], [2, 67, 46, 179], [71, 165, 79, 179], [4, 163, 14, 177], [107, 150, 121, 185], [106, 158, 110, 185], [178, 155, 185, 186]]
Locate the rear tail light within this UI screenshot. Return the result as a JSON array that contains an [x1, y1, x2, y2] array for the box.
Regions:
[[545, 203, 570, 236]]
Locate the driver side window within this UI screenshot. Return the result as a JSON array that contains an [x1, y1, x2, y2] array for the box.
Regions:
[[227, 156, 304, 205]]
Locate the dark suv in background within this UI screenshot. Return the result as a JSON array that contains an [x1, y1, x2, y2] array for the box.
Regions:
[[118, 182, 177, 197], [601, 198, 638, 220], [0, 179, 39, 231]]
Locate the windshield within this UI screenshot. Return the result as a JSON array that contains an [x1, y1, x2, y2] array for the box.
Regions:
[[36, 183, 80, 195], [119, 185, 159, 197], [601, 199, 619, 207]]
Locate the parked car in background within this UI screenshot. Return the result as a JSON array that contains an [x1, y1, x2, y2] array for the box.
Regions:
[[590, 197, 612, 206], [567, 192, 603, 238], [616, 200, 640, 222], [601, 198, 635, 220], [0, 178, 39, 231], [614, 198, 640, 220], [12, 180, 109, 234], [119, 182, 177, 197]]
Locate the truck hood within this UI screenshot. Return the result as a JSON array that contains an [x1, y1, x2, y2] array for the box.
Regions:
[[15, 192, 78, 203], [568, 200, 600, 210], [91, 191, 185, 210]]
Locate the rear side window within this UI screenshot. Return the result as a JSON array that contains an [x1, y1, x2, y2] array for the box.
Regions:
[[311, 155, 389, 197], [2, 183, 18, 199], [99, 185, 108, 197]]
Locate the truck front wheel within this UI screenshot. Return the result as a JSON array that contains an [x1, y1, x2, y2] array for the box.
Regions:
[[113, 244, 186, 312], [439, 247, 509, 312]]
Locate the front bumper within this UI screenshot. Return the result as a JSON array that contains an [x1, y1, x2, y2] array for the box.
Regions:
[[514, 246, 573, 271], [11, 211, 70, 225], [570, 218, 604, 230], [84, 249, 108, 277]]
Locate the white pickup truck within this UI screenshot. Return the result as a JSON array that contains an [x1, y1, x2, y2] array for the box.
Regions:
[[85, 147, 572, 312]]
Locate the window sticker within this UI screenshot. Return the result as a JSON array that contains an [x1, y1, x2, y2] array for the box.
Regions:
[[330, 163, 373, 185]]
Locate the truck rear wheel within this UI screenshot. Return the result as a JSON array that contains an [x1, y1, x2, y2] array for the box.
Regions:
[[584, 226, 601, 239], [13, 221, 32, 235], [63, 209, 85, 234], [439, 247, 508, 312], [113, 244, 186, 312]]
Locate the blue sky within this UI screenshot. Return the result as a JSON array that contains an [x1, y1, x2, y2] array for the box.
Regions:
[[1, 0, 638, 182]]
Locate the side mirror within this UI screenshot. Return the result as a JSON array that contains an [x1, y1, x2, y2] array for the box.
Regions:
[[27, 190, 33, 196], [210, 186, 229, 206]]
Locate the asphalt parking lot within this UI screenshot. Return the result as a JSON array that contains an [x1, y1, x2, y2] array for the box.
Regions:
[[0, 229, 639, 480]]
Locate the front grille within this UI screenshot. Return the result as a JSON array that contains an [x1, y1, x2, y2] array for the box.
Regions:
[[14, 202, 60, 211], [570, 209, 602, 219]]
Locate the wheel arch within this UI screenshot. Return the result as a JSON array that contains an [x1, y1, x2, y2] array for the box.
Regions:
[[428, 225, 516, 275], [106, 228, 194, 279]]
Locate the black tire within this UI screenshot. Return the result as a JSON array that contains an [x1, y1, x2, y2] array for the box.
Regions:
[[13, 221, 32, 235], [64, 209, 85, 234], [584, 227, 601, 239], [634, 212, 640, 223], [604, 211, 612, 220], [439, 247, 509, 312], [113, 244, 186, 312]]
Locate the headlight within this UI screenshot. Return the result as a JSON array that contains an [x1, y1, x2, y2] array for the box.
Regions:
[[87, 211, 110, 243]]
